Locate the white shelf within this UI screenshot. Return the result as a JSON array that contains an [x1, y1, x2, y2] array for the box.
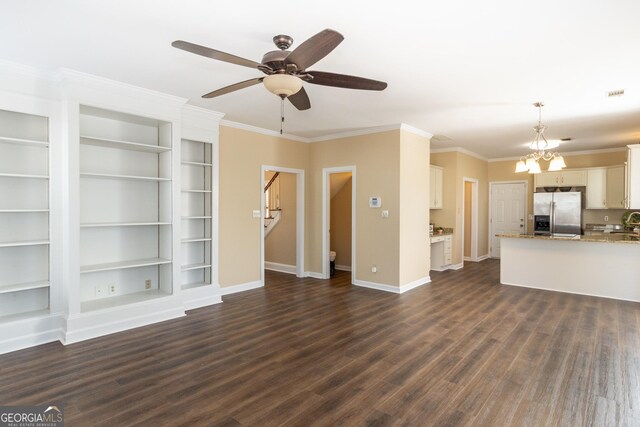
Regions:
[[181, 160, 212, 167], [181, 237, 212, 243], [182, 189, 212, 193], [0, 239, 49, 248], [81, 257, 171, 274], [0, 209, 49, 213], [181, 282, 210, 291], [0, 135, 49, 147], [0, 308, 50, 323], [181, 263, 212, 272], [181, 216, 212, 219], [81, 289, 171, 313], [0, 281, 50, 294], [80, 135, 171, 153], [80, 172, 170, 182], [81, 221, 171, 228], [0, 173, 49, 179]]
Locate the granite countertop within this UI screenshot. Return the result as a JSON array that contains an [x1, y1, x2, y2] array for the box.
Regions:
[[497, 233, 640, 245]]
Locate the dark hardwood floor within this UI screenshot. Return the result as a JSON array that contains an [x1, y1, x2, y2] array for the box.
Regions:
[[2, 259, 640, 426]]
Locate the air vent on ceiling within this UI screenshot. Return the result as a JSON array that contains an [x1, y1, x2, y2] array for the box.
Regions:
[[560, 137, 572, 141], [608, 89, 625, 97]]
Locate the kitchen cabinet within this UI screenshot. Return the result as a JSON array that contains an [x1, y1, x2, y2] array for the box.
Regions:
[[430, 234, 452, 270], [585, 165, 626, 209], [430, 165, 443, 209], [586, 168, 607, 209], [628, 145, 640, 209], [606, 165, 626, 208], [534, 170, 587, 188]]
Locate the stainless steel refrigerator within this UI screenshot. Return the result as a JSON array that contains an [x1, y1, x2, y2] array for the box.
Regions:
[[533, 191, 582, 236]]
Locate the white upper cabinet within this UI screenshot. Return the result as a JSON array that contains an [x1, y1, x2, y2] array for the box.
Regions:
[[628, 145, 640, 209], [606, 165, 626, 209], [534, 170, 586, 188], [430, 165, 443, 209], [586, 168, 607, 209]]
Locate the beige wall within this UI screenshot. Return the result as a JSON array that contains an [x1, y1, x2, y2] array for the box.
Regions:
[[488, 149, 628, 232], [265, 172, 297, 266], [221, 125, 431, 289], [308, 130, 402, 286], [399, 130, 431, 286], [329, 174, 352, 268], [431, 151, 489, 265], [218, 126, 308, 287]]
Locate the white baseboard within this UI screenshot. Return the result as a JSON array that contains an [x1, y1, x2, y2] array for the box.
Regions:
[[450, 262, 464, 270], [500, 280, 640, 303], [182, 285, 223, 311], [0, 313, 64, 355], [335, 264, 352, 272], [354, 279, 402, 294], [63, 298, 186, 345], [264, 261, 296, 274], [305, 271, 324, 279], [399, 276, 431, 293], [219, 280, 263, 296], [464, 254, 490, 262]]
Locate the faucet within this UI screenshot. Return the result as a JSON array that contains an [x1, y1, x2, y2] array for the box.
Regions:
[[628, 212, 640, 234]]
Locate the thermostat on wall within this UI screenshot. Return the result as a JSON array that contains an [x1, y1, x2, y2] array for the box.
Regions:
[[369, 197, 382, 208]]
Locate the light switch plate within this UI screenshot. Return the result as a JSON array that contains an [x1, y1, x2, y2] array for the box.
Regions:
[[381, 210, 389, 218], [252, 209, 261, 218]]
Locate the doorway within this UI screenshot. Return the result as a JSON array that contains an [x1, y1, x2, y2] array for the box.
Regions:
[[260, 165, 304, 285], [322, 166, 356, 281], [489, 181, 527, 258], [461, 178, 479, 262]]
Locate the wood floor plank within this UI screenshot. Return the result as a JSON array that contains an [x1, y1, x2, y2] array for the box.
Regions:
[[1, 262, 639, 426]]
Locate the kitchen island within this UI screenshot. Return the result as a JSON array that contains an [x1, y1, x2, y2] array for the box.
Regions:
[[498, 233, 640, 302]]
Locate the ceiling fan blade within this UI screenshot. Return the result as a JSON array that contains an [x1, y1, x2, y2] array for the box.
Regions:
[[306, 71, 387, 91], [172, 40, 263, 70], [202, 78, 264, 98], [288, 87, 311, 110], [285, 29, 344, 70]]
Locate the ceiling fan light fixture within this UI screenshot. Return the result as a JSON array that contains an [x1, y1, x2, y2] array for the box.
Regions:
[[263, 74, 303, 98]]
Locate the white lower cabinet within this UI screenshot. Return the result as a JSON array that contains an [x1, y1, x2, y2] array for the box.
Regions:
[[430, 234, 453, 271]]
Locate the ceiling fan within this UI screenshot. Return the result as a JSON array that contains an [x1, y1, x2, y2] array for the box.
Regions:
[[171, 29, 387, 111]]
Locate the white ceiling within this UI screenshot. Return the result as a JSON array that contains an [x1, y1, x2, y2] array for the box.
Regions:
[[2, 0, 640, 158]]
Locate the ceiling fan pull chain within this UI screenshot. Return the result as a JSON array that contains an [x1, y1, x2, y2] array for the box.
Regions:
[[280, 97, 285, 135]]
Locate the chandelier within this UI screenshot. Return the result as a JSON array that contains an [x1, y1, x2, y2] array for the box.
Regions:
[[515, 102, 566, 174]]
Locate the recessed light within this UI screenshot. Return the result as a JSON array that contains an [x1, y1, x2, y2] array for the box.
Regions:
[[608, 89, 625, 97]]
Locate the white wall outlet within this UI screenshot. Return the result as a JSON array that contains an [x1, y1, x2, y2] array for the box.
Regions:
[[604, 215, 609, 221], [371, 265, 377, 273], [369, 197, 382, 208], [381, 210, 389, 218], [95, 284, 108, 298], [528, 214, 533, 220], [108, 284, 118, 296], [252, 209, 261, 218], [145, 279, 152, 290]]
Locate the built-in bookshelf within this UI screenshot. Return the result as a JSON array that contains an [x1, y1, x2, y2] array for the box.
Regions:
[[180, 139, 212, 290], [0, 108, 50, 322], [79, 106, 172, 313]]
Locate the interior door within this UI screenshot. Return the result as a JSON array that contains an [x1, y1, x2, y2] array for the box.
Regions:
[[490, 182, 526, 258]]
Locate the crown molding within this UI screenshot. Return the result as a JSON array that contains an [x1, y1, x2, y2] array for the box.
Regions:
[[220, 119, 308, 143], [430, 146, 488, 161], [488, 146, 628, 162], [58, 68, 188, 107], [308, 123, 432, 143], [399, 123, 434, 139]]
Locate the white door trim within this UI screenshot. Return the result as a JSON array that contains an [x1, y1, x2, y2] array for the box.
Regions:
[[261, 165, 305, 284], [461, 177, 479, 262], [488, 180, 528, 258], [322, 166, 356, 282]]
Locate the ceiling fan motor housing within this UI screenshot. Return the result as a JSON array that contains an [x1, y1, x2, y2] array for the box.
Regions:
[[261, 50, 290, 74]]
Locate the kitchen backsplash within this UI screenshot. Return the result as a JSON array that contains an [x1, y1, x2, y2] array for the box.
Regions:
[[582, 209, 629, 227]]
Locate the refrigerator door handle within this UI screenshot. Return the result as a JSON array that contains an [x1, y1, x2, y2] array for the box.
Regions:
[[550, 201, 555, 234]]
